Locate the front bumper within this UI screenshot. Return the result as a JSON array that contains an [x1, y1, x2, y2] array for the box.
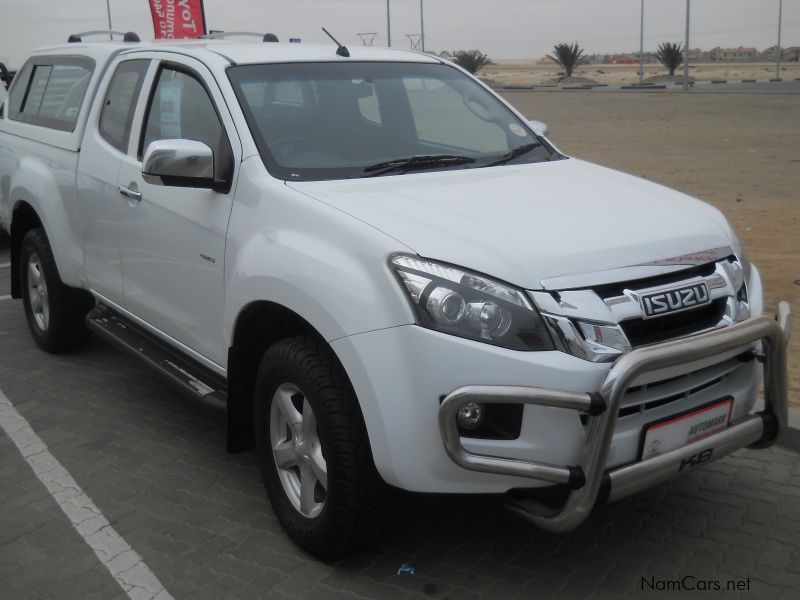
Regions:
[[439, 301, 791, 533]]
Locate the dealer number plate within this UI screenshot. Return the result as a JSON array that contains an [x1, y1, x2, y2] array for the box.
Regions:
[[640, 398, 733, 461]]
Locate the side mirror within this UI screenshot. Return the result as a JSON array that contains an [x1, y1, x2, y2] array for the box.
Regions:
[[528, 120, 549, 137], [142, 139, 214, 188]]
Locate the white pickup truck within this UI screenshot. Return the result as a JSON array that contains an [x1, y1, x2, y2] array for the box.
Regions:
[[0, 32, 791, 559]]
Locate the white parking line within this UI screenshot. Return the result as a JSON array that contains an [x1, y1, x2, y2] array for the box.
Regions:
[[0, 295, 11, 301], [0, 388, 174, 600], [0, 262, 10, 268]]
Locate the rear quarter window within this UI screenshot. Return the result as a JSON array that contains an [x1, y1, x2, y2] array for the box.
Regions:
[[8, 56, 95, 131]]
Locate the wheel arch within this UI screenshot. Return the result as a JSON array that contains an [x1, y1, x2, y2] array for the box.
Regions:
[[9, 200, 44, 298], [227, 300, 352, 454]]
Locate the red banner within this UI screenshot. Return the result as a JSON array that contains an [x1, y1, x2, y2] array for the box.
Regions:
[[148, 0, 207, 39]]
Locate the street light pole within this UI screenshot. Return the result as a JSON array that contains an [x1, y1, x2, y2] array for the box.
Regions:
[[683, 0, 690, 92], [776, 0, 783, 80], [638, 0, 644, 84], [387, 0, 392, 47], [420, 0, 425, 53]]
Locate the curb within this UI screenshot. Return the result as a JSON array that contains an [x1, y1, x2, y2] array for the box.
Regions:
[[495, 79, 796, 93]]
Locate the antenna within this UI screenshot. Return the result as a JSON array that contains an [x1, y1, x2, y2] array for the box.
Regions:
[[357, 32, 378, 47], [321, 27, 350, 57]]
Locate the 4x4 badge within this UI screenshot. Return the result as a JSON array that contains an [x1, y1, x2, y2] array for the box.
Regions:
[[639, 282, 711, 318]]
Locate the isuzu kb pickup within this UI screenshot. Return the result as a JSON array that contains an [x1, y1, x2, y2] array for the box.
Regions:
[[0, 32, 791, 558]]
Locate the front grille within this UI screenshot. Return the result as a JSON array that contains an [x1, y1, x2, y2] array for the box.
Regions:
[[592, 259, 724, 299], [619, 298, 727, 347], [536, 251, 746, 363], [617, 357, 742, 418]]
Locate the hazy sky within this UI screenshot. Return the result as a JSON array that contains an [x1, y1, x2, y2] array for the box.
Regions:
[[1, 0, 797, 67]]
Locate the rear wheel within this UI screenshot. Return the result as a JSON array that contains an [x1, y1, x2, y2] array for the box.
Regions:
[[254, 335, 397, 559], [20, 228, 94, 353]]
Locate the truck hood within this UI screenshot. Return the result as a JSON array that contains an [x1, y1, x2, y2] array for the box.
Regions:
[[287, 158, 734, 289]]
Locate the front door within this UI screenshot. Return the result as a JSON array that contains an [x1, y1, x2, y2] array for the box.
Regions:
[[117, 58, 239, 368]]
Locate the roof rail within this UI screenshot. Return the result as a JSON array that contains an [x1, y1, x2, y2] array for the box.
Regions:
[[199, 31, 279, 42], [67, 31, 141, 43]]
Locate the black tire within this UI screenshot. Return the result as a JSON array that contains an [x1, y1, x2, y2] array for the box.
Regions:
[[20, 228, 94, 353], [254, 335, 397, 559]]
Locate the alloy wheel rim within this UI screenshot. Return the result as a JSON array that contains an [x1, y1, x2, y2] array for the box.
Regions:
[[269, 382, 328, 518], [27, 253, 49, 331]]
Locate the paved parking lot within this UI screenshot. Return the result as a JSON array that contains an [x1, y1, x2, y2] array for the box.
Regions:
[[1, 234, 800, 600]]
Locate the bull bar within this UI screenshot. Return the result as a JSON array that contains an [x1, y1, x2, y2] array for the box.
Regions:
[[438, 301, 792, 533]]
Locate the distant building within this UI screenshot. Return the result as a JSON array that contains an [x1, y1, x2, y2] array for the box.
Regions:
[[760, 45, 782, 61], [760, 45, 800, 61], [784, 47, 800, 62], [686, 48, 708, 62], [709, 47, 758, 61], [607, 52, 644, 65], [554, 45, 797, 65]]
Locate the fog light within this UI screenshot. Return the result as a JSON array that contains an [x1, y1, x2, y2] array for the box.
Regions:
[[457, 402, 485, 430]]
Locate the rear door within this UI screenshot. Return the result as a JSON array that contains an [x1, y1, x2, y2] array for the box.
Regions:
[[78, 58, 152, 304], [116, 55, 240, 368]]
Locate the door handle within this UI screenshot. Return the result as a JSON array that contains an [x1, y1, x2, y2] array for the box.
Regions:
[[119, 186, 142, 202]]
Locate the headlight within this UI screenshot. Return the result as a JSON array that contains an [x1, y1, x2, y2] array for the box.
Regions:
[[722, 217, 751, 284], [390, 255, 554, 351]]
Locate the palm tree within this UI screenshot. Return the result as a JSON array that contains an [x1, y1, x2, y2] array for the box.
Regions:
[[656, 42, 684, 76], [453, 50, 492, 74], [547, 43, 588, 78]]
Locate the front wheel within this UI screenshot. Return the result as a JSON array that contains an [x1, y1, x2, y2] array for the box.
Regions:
[[254, 335, 397, 559], [20, 228, 94, 353]]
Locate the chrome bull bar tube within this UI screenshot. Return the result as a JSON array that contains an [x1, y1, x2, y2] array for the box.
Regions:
[[438, 301, 791, 533]]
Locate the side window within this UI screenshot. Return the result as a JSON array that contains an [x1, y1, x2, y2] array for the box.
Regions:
[[21, 65, 52, 117], [140, 65, 233, 190], [7, 63, 32, 115], [141, 67, 224, 157], [99, 60, 149, 153], [8, 57, 94, 131]]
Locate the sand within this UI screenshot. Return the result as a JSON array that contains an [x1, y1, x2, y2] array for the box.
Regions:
[[500, 90, 800, 405], [483, 61, 800, 86]]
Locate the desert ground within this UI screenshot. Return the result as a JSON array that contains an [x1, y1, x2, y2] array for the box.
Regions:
[[484, 60, 800, 86], [500, 90, 800, 405]]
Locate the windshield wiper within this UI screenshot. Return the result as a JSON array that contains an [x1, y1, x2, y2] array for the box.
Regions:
[[485, 142, 543, 167], [363, 154, 476, 177]]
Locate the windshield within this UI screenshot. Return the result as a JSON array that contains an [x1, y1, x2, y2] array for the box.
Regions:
[[228, 62, 561, 181]]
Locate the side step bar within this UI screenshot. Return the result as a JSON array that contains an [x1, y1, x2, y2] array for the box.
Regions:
[[86, 307, 227, 414]]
